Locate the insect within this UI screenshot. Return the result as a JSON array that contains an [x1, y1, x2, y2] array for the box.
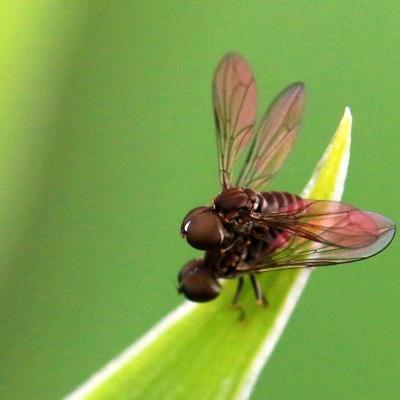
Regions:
[[178, 53, 395, 306]]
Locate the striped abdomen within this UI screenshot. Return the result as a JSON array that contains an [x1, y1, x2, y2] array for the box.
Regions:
[[259, 191, 305, 215]]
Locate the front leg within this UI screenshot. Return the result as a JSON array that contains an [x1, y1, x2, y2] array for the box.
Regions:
[[231, 277, 245, 320]]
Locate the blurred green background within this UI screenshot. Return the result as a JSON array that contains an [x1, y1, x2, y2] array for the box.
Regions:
[[0, 1, 399, 399]]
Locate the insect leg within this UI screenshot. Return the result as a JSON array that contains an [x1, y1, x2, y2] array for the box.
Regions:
[[232, 276, 244, 305], [249, 274, 268, 306], [231, 277, 245, 320]]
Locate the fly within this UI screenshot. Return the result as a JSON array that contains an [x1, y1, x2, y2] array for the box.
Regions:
[[178, 53, 395, 306]]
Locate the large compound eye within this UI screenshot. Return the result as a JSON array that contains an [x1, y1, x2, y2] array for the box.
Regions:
[[178, 259, 221, 302], [181, 207, 225, 250]]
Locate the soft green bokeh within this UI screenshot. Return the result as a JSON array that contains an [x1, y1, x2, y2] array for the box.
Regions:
[[0, 2, 398, 399]]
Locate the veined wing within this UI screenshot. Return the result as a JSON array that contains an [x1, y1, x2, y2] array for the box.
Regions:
[[238, 199, 395, 272], [213, 53, 257, 189], [236, 83, 305, 190]]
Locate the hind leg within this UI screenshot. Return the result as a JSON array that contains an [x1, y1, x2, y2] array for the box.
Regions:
[[250, 274, 268, 306]]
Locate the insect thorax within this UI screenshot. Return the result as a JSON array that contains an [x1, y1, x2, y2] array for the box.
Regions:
[[207, 190, 303, 277], [213, 187, 303, 220], [213, 187, 267, 219]]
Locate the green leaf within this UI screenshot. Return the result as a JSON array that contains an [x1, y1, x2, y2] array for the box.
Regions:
[[66, 108, 352, 400]]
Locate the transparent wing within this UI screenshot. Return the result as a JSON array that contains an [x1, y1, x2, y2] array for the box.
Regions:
[[236, 83, 305, 190], [238, 226, 394, 273], [238, 200, 395, 272], [213, 53, 257, 189]]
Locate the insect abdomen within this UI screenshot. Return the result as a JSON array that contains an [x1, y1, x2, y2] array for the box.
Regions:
[[261, 191, 304, 214]]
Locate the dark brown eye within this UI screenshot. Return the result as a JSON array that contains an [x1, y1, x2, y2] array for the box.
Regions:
[[181, 207, 225, 250], [178, 259, 221, 302]]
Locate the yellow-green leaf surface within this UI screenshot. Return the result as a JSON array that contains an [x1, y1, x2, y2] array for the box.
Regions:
[[66, 108, 352, 400]]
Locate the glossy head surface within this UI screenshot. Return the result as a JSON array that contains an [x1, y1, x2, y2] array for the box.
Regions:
[[181, 207, 225, 250], [178, 259, 221, 302]]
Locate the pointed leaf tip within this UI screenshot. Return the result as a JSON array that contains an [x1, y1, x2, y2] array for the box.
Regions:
[[302, 107, 352, 201], [65, 108, 353, 400]]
